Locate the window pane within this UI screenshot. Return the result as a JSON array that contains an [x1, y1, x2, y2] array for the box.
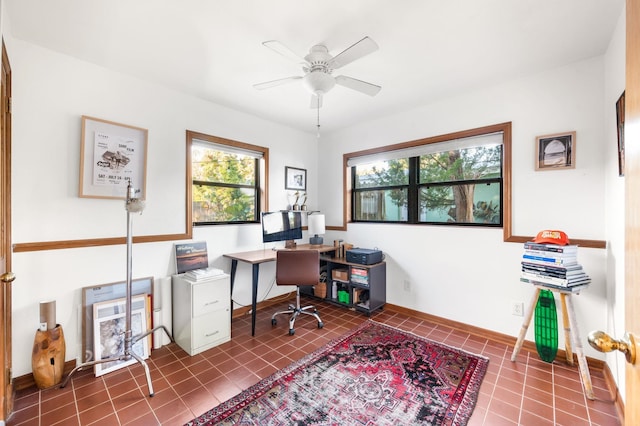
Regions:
[[354, 159, 409, 188], [192, 145, 256, 185], [419, 145, 501, 184], [419, 182, 501, 224], [193, 186, 256, 222], [354, 189, 408, 221]]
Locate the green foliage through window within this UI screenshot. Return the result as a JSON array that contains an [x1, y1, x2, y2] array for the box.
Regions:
[[189, 134, 266, 225], [351, 133, 503, 226]]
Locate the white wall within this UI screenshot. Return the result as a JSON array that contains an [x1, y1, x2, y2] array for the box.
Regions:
[[5, 37, 318, 377], [603, 8, 627, 400], [319, 57, 609, 361]]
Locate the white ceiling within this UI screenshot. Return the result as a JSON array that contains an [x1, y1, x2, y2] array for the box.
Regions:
[[4, 0, 624, 134]]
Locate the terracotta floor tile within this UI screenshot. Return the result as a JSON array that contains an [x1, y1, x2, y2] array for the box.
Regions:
[[522, 395, 555, 420], [114, 398, 153, 425], [42, 401, 79, 424], [11, 392, 39, 412], [519, 409, 555, 425], [5, 404, 39, 426], [121, 411, 159, 426], [145, 387, 179, 411], [77, 400, 115, 425], [75, 389, 110, 413]]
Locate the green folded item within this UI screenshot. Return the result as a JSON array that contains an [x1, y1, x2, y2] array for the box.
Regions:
[[338, 290, 349, 304]]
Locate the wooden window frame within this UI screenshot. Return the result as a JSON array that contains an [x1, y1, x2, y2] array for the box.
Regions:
[[187, 131, 268, 227]]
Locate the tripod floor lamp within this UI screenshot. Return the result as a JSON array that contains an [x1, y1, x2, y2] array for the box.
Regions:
[[61, 182, 173, 397]]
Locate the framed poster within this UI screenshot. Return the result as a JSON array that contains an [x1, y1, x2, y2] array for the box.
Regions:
[[79, 116, 148, 199], [285, 166, 306, 190], [81, 277, 153, 363], [535, 131, 576, 171], [93, 294, 149, 376]]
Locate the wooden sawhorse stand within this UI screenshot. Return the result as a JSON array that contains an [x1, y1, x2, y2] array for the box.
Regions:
[[510, 284, 595, 400]]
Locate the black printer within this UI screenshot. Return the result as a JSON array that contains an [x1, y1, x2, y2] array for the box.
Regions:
[[345, 248, 383, 265]]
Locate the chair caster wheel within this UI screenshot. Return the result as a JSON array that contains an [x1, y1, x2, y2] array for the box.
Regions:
[[289, 329, 295, 336], [318, 322, 324, 329], [271, 318, 277, 326]]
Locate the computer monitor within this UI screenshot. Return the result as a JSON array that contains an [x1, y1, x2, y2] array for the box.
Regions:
[[261, 211, 303, 246]]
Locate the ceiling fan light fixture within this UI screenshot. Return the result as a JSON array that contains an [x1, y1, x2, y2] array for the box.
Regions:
[[303, 71, 335, 95]]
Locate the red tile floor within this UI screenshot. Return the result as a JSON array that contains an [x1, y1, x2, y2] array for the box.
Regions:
[[7, 298, 621, 425]]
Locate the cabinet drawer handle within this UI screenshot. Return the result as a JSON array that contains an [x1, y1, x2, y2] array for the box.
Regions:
[[204, 300, 219, 306], [205, 330, 220, 337]]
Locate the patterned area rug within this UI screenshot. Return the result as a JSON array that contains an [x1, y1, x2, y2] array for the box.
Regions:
[[186, 321, 489, 426]]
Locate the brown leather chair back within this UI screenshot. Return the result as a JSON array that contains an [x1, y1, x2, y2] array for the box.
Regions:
[[276, 250, 320, 286]]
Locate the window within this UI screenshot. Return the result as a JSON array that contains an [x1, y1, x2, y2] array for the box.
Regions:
[[349, 124, 507, 227], [353, 159, 409, 221], [187, 131, 268, 225]]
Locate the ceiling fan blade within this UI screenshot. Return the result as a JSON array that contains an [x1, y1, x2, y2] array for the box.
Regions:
[[262, 40, 309, 65], [253, 76, 302, 90], [329, 36, 379, 69], [335, 75, 381, 96], [310, 94, 323, 109]]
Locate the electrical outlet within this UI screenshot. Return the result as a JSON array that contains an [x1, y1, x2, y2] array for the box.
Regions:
[[511, 301, 524, 316], [403, 279, 411, 291]]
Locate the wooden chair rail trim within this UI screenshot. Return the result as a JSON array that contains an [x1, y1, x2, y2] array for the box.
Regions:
[[12, 232, 192, 253], [11, 232, 605, 253]]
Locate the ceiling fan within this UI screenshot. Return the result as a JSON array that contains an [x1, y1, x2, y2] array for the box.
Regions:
[[253, 36, 381, 109]]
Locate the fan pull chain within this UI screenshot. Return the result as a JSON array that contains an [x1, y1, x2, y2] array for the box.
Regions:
[[316, 96, 321, 140]]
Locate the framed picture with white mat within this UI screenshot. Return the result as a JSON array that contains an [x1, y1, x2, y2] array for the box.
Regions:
[[92, 294, 150, 377]]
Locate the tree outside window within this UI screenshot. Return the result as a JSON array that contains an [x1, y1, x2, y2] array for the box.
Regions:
[[188, 131, 267, 225], [351, 132, 503, 226], [419, 144, 502, 224]]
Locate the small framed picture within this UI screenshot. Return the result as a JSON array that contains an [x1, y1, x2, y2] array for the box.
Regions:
[[285, 166, 306, 190], [535, 131, 576, 171]]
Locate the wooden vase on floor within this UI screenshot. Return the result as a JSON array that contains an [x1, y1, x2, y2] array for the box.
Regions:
[[31, 324, 66, 389]]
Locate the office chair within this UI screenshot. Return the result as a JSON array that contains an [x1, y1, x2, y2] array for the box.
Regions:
[[271, 250, 324, 335]]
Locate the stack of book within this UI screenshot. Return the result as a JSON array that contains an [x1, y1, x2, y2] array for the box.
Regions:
[[520, 241, 591, 288], [184, 267, 225, 281]]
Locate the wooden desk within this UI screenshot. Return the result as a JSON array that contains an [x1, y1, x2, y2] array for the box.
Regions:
[[224, 244, 337, 336], [511, 284, 594, 400]]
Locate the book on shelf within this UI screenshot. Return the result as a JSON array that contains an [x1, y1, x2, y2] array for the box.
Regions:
[[523, 242, 578, 253], [521, 263, 585, 278], [349, 267, 369, 286], [184, 267, 225, 281], [521, 261, 583, 273], [523, 248, 579, 258], [521, 269, 589, 282], [521, 254, 578, 266], [520, 271, 590, 287], [522, 249, 577, 259], [520, 277, 590, 291]]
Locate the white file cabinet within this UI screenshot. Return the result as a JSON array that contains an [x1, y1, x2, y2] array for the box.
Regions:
[[172, 273, 231, 355]]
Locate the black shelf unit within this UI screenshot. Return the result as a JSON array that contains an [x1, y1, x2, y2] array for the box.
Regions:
[[302, 255, 386, 316]]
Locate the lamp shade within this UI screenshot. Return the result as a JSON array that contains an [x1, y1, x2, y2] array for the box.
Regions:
[[308, 214, 325, 245]]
